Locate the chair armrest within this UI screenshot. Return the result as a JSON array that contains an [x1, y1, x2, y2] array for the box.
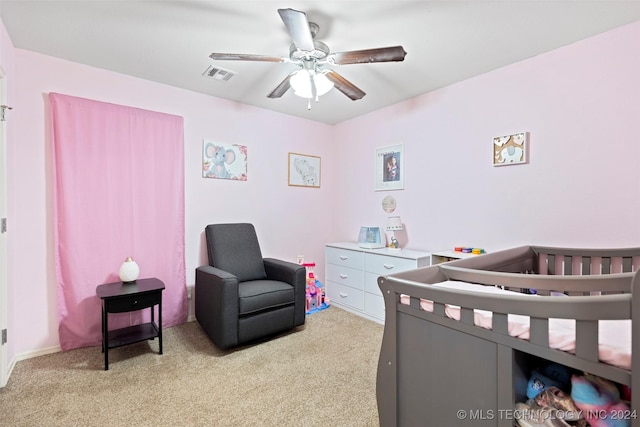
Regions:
[[197, 265, 237, 282], [195, 265, 240, 349], [264, 258, 307, 327], [263, 258, 306, 286]]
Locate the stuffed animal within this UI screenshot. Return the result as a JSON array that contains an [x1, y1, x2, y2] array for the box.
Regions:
[[571, 374, 631, 427]]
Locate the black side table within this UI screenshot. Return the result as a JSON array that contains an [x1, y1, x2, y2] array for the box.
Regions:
[[96, 277, 165, 370]]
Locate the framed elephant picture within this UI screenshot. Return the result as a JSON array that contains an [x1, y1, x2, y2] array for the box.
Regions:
[[288, 153, 320, 188], [202, 140, 248, 180], [493, 132, 528, 166]]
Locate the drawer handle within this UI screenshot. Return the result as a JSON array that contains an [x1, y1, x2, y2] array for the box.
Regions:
[[383, 264, 395, 269], [339, 274, 348, 279], [339, 292, 348, 298], [339, 256, 348, 260]]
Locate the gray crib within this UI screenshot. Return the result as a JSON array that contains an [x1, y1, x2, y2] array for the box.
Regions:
[[377, 245, 640, 426]]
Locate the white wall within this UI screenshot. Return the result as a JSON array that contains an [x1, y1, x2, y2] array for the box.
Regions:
[[334, 21, 640, 254]]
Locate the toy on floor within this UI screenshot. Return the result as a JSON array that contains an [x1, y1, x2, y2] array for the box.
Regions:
[[302, 262, 330, 314]]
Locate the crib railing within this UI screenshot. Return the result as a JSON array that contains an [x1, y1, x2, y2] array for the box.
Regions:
[[533, 246, 640, 275], [532, 246, 640, 296]]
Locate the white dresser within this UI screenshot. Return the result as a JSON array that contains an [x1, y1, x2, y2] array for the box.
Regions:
[[325, 242, 430, 323]]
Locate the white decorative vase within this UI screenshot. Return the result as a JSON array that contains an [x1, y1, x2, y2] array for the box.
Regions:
[[119, 256, 140, 283]]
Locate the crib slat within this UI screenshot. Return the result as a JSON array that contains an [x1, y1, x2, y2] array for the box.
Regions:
[[460, 307, 474, 325], [434, 302, 445, 317], [493, 312, 508, 335], [564, 255, 572, 275], [529, 317, 549, 346], [575, 320, 599, 362], [537, 254, 547, 274], [410, 296, 420, 309], [582, 256, 591, 275], [547, 254, 555, 275]]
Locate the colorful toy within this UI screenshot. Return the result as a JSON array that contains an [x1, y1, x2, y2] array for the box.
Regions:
[[454, 246, 485, 255], [302, 262, 330, 315]]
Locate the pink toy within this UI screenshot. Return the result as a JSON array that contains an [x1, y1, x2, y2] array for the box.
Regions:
[[302, 262, 330, 314]]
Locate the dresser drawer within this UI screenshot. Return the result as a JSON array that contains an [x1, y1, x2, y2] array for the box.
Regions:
[[326, 281, 364, 311], [326, 264, 364, 290], [365, 253, 418, 276], [364, 292, 385, 321], [326, 246, 364, 270], [106, 292, 160, 313], [364, 272, 383, 297]]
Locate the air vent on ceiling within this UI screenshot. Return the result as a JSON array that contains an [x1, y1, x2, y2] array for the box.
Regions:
[[202, 65, 237, 82]]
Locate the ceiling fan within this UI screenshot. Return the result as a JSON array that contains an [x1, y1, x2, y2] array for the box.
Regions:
[[209, 8, 407, 107]]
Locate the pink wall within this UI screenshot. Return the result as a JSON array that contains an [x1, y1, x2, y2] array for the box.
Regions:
[[334, 20, 640, 253], [8, 49, 336, 357], [2, 17, 640, 363]]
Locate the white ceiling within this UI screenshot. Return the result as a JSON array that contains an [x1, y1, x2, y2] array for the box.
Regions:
[[2, 1, 639, 125]]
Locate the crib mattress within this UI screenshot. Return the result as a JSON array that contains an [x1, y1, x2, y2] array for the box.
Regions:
[[400, 280, 631, 370]]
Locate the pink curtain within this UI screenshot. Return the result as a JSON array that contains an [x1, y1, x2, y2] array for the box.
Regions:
[[50, 93, 187, 351]]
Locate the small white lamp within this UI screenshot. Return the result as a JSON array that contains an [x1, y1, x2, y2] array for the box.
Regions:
[[119, 256, 140, 283], [386, 216, 403, 251]]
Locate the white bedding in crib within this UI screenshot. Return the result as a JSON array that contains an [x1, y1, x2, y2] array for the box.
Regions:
[[399, 280, 631, 370]]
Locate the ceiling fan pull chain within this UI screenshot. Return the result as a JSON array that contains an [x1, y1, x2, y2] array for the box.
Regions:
[[309, 71, 317, 101]]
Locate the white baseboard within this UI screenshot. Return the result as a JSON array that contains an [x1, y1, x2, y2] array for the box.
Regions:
[[16, 344, 62, 362], [5, 355, 16, 384], [3, 320, 203, 387], [2, 345, 61, 388]]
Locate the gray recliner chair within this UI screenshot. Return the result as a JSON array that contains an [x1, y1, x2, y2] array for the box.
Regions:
[[195, 223, 306, 350]]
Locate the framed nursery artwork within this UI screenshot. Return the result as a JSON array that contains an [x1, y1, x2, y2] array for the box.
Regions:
[[288, 152, 321, 188], [493, 132, 528, 166], [202, 140, 248, 180], [375, 144, 404, 191]]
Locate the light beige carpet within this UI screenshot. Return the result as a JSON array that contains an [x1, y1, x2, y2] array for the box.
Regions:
[[0, 307, 383, 426]]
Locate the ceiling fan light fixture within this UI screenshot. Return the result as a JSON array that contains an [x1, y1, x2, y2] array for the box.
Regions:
[[209, 8, 406, 104], [290, 69, 334, 99]]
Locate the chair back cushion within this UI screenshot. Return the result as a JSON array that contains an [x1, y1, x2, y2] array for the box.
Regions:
[[205, 223, 267, 282]]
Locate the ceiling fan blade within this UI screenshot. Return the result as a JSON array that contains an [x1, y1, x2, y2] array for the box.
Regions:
[[278, 8, 315, 52], [210, 53, 285, 63], [325, 70, 366, 100], [267, 73, 293, 98], [329, 46, 407, 65]]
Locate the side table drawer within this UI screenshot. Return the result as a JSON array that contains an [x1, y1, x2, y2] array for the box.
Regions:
[[106, 291, 160, 313]]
